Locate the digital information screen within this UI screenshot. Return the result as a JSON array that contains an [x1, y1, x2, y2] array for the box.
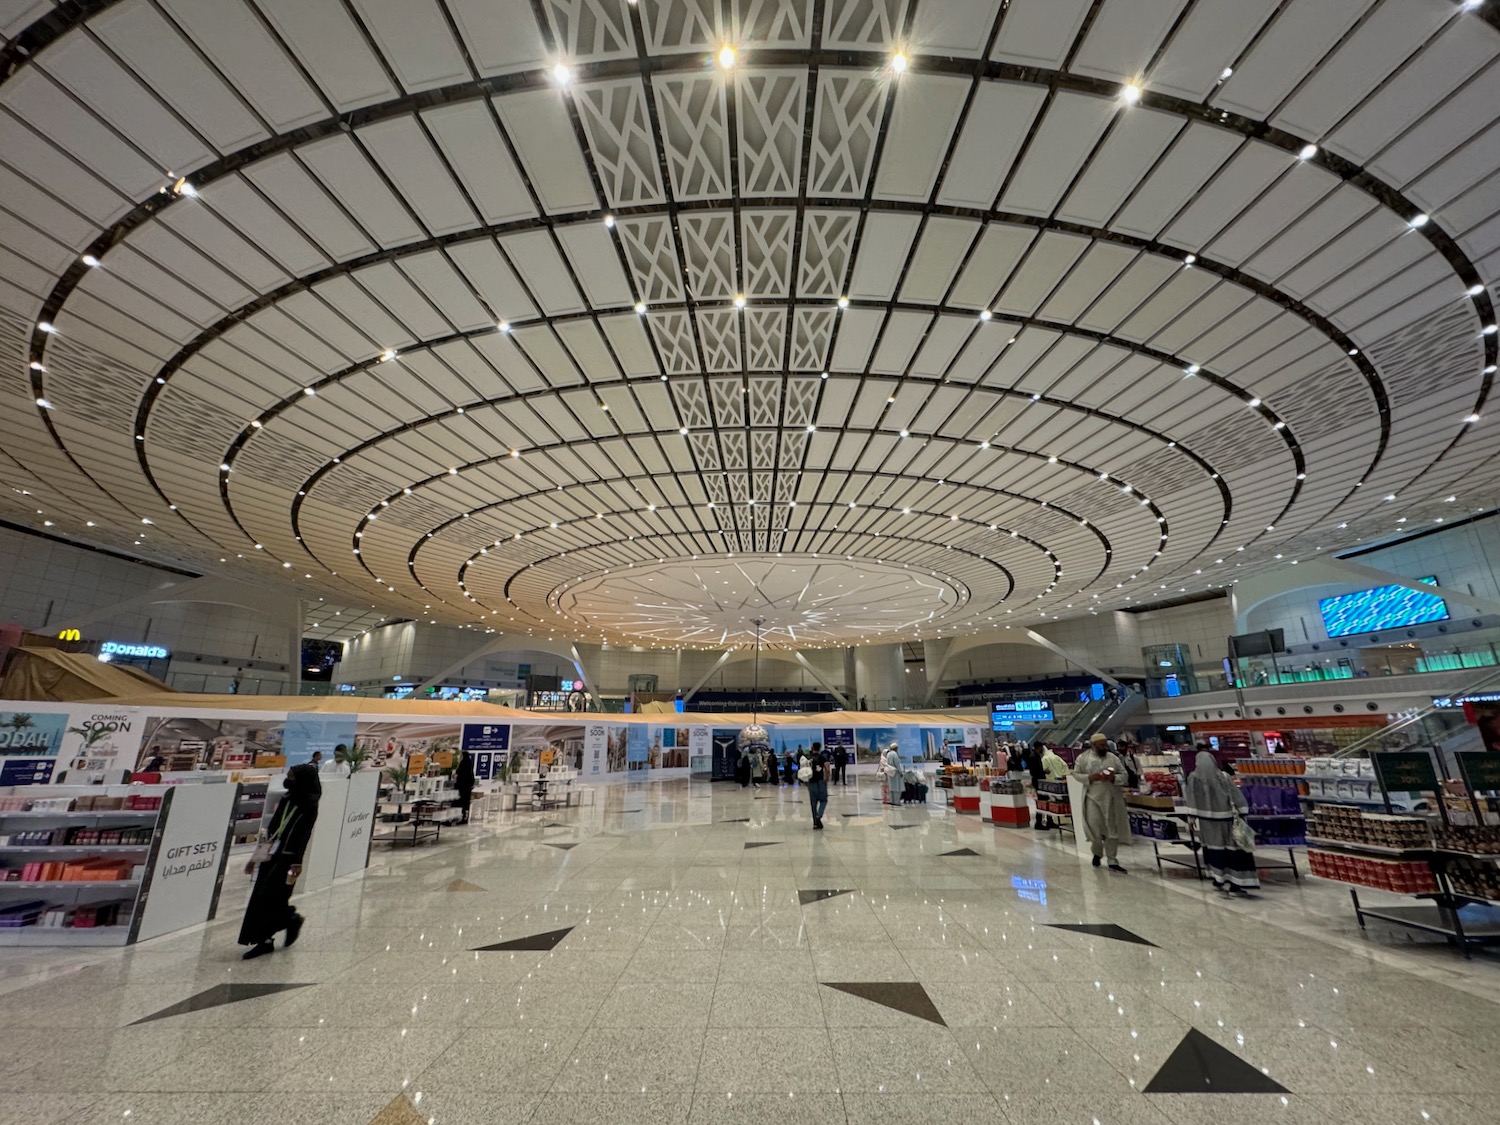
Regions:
[[1319, 576, 1448, 639], [992, 701, 1054, 729]]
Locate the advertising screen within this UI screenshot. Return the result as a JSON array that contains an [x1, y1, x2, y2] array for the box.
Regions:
[[1318, 577, 1448, 638], [991, 700, 1054, 728]]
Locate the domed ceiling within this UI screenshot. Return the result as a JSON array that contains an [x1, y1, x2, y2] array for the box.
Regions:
[[0, 0, 1497, 650]]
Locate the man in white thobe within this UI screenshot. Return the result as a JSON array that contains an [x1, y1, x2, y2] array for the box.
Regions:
[[1071, 733, 1128, 872]]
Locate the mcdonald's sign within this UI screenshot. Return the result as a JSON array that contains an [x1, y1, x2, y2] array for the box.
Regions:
[[56, 628, 81, 641]]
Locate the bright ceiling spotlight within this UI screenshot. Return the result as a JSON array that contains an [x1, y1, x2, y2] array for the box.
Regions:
[[1219, 66, 1233, 80], [1119, 83, 1142, 104], [1248, 397, 1261, 407], [602, 213, 615, 228], [379, 348, 397, 362], [634, 302, 646, 314], [1409, 213, 1430, 228], [1483, 324, 1498, 335], [1183, 254, 1196, 266], [81, 254, 99, 267], [498, 320, 511, 333], [35, 397, 51, 409], [1466, 413, 1482, 423], [1298, 143, 1318, 160], [837, 295, 850, 309], [173, 178, 196, 197], [891, 51, 909, 73], [1466, 284, 1484, 297], [552, 63, 573, 85], [717, 45, 737, 69], [303, 386, 316, 395], [733, 294, 747, 308], [978, 309, 992, 321], [37, 321, 54, 334]]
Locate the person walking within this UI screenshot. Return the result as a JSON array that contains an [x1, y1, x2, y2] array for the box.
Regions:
[[802, 741, 830, 829], [1072, 734, 1128, 872], [1026, 743, 1047, 829], [736, 743, 751, 788], [239, 764, 321, 959], [749, 745, 765, 788], [783, 750, 798, 787], [1184, 751, 1260, 894], [455, 749, 476, 823]]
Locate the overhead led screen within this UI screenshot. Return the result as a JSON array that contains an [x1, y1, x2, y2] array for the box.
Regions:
[[1319, 577, 1448, 638]]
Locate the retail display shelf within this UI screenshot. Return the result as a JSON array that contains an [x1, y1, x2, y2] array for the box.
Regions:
[[0, 810, 160, 819], [0, 844, 148, 854], [0, 927, 132, 947], [1306, 837, 1430, 858], [0, 880, 141, 890], [1431, 848, 1500, 863]]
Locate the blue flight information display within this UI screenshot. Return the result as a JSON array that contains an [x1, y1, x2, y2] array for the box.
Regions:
[[1318, 576, 1448, 639], [992, 700, 1054, 729]]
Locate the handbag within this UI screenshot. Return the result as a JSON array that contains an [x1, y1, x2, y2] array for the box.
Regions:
[[798, 759, 813, 782], [1230, 813, 1256, 853]]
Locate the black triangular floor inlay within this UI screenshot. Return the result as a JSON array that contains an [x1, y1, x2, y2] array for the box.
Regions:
[[472, 926, 574, 952], [541, 822, 569, 828], [744, 841, 780, 849], [799, 888, 855, 905], [1143, 1028, 1288, 1094], [1045, 923, 1157, 947], [131, 982, 311, 1025], [940, 848, 980, 856], [840, 813, 865, 817], [721, 818, 751, 823], [823, 982, 945, 1026], [544, 842, 578, 850], [890, 824, 921, 830]]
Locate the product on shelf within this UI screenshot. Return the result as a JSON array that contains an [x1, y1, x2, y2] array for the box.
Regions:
[[1432, 824, 1500, 855], [1236, 757, 1308, 776], [1239, 782, 1304, 816], [1310, 806, 1432, 849], [1308, 849, 1438, 894], [1447, 858, 1500, 901], [1035, 779, 1070, 817], [0, 858, 134, 883], [1128, 812, 1180, 840]]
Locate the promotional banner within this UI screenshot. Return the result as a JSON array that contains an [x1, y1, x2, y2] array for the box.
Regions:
[[334, 770, 380, 878], [583, 723, 609, 777], [896, 726, 923, 766], [688, 725, 712, 776], [57, 708, 141, 782], [282, 714, 357, 767], [0, 708, 69, 785], [136, 714, 286, 771], [823, 727, 854, 754], [712, 728, 740, 780], [461, 723, 511, 752], [133, 784, 238, 942], [511, 723, 586, 771], [626, 724, 649, 766], [354, 720, 461, 769]]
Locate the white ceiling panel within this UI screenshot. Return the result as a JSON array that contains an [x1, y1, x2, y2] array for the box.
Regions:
[[494, 89, 600, 215], [1326, 21, 1497, 166], [1056, 109, 1183, 227], [1212, 0, 1374, 120], [869, 311, 931, 375], [92, 3, 269, 153], [1071, 0, 1189, 84], [1369, 63, 1500, 189], [1147, 0, 1280, 102], [1272, 0, 1453, 142], [395, 252, 494, 332], [257, 0, 398, 112], [1036, 242, 1138, 324], [447, 0, 550, 74], [995, 232, 1091, 318], [909, 315, 977, 378], [350, 0, 470, 93], [989, 0, 1092, 69], [909, 0, 1002, 59], [1111, 123, 1242, 239], [500, 230, 586, 315], [997, 92, 1116, 218], [846, 211, 922, 300], [872, 73, 968, 203], [358, 117, 477, 236], [1207, 162, 1339, 269], [598, 313, 658, 376], [298, 135, 425, 247], [242, 153, 376, 262], [355, 262, 451, 340], [555, 223, 634, 308], [828, 308, 883, 371], [512, 326, 585, 388], [2, 69, 163, 199], [39, 33, 213, 173], [125, 223, 253, 310], [555, 319, 622, 383], [897, 217, 980, 304], [157, 194, 291, 295], [421, 102, 537, 225], [947, 224, 1038, 311], [447, 240, 539, 324], [1159, 141, 1293, 253], [937, 81, 1047, 209]]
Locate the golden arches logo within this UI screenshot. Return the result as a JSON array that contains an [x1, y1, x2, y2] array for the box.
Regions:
[[56, 628, 81, 641]]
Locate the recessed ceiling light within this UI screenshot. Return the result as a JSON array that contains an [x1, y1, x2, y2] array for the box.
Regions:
[[34, 397, 51, 409], [37, 321, 54, 334], [1298, 143, 1318, 160], [1467, 284, 1485, 297], [978, 309, 992, 321], [379, 348, 397, 362], [1219, 67, 1233, 80], [718, 45, 737, 68], [1183, 254, 1196, 266], [837, 296, 849, 309], [1483, 324, 1498, 335], [303, 386, 315, 396], [1465, 413, 1481, 423], [1120, 83, 1142, 104], [552, 63, 572, 85], [81, 254, 99, 267], [1409, 213, 1430, 228], [634, 302, 646, 314], [733, 294, 746, 308], [1248, 397, 1261, 407]]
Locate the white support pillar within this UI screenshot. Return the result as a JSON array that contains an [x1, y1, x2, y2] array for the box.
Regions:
[[1023, 629, 1122, 686], [568, 643, 603, 709], [414, 637, 509, 692], [684, 649, 735, 700], [791, 650, 851, 709]]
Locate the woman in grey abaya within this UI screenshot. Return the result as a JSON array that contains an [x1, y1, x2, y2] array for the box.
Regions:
[[1184, 751, 1259, 893]]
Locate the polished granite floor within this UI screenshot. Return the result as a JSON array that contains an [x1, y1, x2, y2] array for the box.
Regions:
[[2, 772, 1498, 1125]]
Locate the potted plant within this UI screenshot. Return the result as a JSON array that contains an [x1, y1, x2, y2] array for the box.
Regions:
[[384, 764, 410, 805], [341, 744, 370, 775], [494, 750, 523, 811]]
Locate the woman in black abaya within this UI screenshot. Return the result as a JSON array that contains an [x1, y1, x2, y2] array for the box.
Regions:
[[239, 763, 321, 959]]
